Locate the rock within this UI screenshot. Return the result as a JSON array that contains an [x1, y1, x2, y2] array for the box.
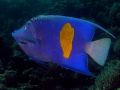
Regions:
[[4, 70, 17, 87], [109, 2, 120, 26], [0, 84, 6, 90], [88, 60, 120, 90], [117, 88, 120, 90], [113, 38, 120, 56], [0, 37, 12, 69], [0, 60, 4, 74]]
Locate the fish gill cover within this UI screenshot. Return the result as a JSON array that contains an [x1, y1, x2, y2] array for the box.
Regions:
[[0, 0, 120, 90]]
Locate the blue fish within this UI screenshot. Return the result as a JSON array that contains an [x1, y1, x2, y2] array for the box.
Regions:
[[12, 15, 115, 76]]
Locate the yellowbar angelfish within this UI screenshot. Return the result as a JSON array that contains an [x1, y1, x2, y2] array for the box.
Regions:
[[12, 15, 115, 76]]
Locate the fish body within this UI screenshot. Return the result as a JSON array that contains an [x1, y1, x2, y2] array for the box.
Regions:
[[12, 15, 114, 76]]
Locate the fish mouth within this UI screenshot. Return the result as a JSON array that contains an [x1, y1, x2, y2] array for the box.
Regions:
[[12, 28, 36, 45], [19, 39, 36, 45]]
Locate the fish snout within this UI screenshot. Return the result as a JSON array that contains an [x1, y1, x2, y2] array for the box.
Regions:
[[12, 28, 26, 42], [12, 28, 36, 45]]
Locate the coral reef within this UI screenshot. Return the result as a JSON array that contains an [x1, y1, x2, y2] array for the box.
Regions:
[[88, 60, 120, 90], [0, 0, 120, 90]]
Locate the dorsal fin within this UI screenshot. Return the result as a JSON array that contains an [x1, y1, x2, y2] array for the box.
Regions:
[[85, 38, 111, 66], [78, 19, 116, 39]]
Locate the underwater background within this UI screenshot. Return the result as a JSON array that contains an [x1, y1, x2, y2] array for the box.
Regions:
[[0, 0, 120, 90]]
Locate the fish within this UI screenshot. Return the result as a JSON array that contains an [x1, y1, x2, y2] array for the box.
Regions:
[[12, 15, 115, 76]]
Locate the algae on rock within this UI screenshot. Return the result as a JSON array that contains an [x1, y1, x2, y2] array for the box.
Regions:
[[89, 60, 120, 90]]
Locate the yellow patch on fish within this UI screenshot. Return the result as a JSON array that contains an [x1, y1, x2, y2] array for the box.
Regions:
[[60, 23, 74, 59]]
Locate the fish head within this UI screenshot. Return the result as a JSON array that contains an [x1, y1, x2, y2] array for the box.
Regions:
[[12, 23, 36, 46], [12, 23, 50, 63]]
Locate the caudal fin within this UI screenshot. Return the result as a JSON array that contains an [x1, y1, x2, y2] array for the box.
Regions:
[[85, 38, 111, 66]]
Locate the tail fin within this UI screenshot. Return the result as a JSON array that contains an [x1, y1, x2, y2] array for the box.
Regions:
[[85, 38, 111, 66]]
